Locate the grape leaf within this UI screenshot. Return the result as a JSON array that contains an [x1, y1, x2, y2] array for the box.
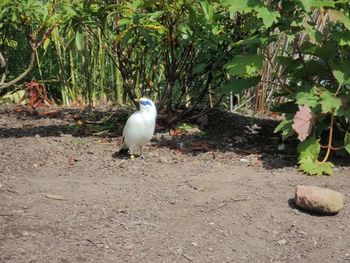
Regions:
[[328, 9, 350, 30], [297, 137, 333, 175], [274, 113, 294, 138], [292, 105, 316, 141], [255, 6, 280, 28], [222, 0, 254, 12], [299, 157, 334, 175], [344, 132, 350, 154], [319, 90, 342, 113], [333, 31, 350, 46], [300, 42, 334, 61], [333, 61, 350, 86], [301, 0, 334, 12], [221, 77, 260, 94], [297, 137, 320, 160], [295, 91, 319, 108], [225, 54, 263, 77], [275, 119, 292, 135]]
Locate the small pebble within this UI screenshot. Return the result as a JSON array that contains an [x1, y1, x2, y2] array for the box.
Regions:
[[277, 143, 286, 151], [277, 239, 287, 245]]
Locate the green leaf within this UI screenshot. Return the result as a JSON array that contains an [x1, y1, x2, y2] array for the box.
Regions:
[[333, 61, 350, 86], [274, 114, 294, 138], [226, 54, 263, 77], [333, 30, 350, 46], [222, 0, 256, 12], [303, 22, 323, 44], [273, 102, 299, 114], [344, 132, 350, 154], [299, 42, 334, 61], [297, 137, 333, 175], [319, 90, 342, 113], [75, 28, 83, 51], [302, 0, 334, 11], [193, 63, 207, 74], [43, 38, 50, 50], [277, 56, 294, 67], [120, 29, 133, 47], [221, 76, 260, 94], [118, 18, 132, 26], [295, 90, 319, 108], [297, 136, 320, 161], [255, 6, 280, 28], [344, 144, 350, 155], [304, 59, 329, 77], [200, 0, 213, 22], [233, 36, 261, 48], [316, 162, 334, 175], [139, 27, 153, 45], [299, 157, 333, 175], [336, 106, 350, 119], [328, 9, 350, 30], [148, 11, 164, 21]]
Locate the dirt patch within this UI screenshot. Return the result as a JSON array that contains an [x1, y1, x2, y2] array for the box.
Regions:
[[0, 106, 349, 263]]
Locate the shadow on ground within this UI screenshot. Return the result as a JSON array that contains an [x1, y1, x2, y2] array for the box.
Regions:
[[1, 106, 349, 170], [287, 199, 338, 217]]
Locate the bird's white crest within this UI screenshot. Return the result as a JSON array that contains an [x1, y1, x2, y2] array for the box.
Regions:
[[122, 98, 157, 156]]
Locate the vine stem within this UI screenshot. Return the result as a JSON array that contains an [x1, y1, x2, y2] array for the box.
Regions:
[[317, 113, 334, 164], [317, 82, 343, 162]]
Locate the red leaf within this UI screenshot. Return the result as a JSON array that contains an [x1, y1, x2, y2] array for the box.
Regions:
[[68, 156, 78, 165], [179, 141, 213, 153], [169, 128, 184, 137], [292, 105, 316, 141]]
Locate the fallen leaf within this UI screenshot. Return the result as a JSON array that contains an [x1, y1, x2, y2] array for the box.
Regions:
[[76, 120, 84, 126], [96, 138, 113, 144], [155, 123, 166, 131], [179, 141, 213, 153], [169, 128, 184, 137], [15, 106, 24, 113], [68, 157, 78, 165], [292, 105, 316, 141], [45, 194, 66, 200], [237, 148, 260, 155]]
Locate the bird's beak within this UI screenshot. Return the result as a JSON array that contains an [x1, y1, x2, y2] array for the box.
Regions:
[[134, 98, 140, 102]]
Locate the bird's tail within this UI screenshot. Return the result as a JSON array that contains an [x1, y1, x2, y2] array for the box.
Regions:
[[118, 137, 129, 154], [121, 141, 128, 150]]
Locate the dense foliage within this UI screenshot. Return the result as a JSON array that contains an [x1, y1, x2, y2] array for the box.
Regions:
[[0, 0, 349, 175]]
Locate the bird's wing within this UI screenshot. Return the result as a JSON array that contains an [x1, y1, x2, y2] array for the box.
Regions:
[[122, 111, 140, 136], [122, 111, 143, 149]]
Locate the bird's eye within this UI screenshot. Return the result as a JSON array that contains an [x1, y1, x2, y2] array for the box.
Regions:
[[141, 100, 151, 106]]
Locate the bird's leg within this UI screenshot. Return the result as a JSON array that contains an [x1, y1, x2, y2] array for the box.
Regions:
[[129, 146, 135, 159], [138, 146, 144, 159]]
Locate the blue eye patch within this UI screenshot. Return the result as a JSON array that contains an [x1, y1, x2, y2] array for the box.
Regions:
[[140, 100, 152, 106]]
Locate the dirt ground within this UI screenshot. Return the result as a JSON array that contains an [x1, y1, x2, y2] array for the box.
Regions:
[[0, 106, 349, 263]]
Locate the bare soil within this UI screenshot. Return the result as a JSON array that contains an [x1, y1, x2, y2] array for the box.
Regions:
[[0, 106, 349, 263]]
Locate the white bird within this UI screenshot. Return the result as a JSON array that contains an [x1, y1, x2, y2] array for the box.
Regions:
[[120, 98, 157, 158]]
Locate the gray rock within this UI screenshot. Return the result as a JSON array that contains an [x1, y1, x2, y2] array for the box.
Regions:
[[295, 185, 344, 214]]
